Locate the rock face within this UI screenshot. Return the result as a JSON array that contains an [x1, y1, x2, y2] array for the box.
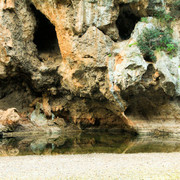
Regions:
[[0, 0, 180, 134], [0, 108, 20, 132]]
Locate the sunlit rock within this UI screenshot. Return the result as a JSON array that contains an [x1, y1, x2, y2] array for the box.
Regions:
[[0, 108, 20, 132], [0, 0, 179, 134]]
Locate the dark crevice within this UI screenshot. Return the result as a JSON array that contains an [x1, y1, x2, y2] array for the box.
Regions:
[[80, 118, 101, 130], [121, 85, 169, 117], [116, 4, 140, 40], [94, 119, 101, 126], [30, 4, 61, 56], [0, 76, 39, 112], [143, 54, 154, 62], [53, 109, 71, 126], [124, 107, 132, 116]]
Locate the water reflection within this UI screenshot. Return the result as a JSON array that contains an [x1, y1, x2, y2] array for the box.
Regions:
[[0, 132, 180, 156]]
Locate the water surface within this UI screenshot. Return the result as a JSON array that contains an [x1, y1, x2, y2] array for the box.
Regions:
[[0, 132, 180, 156]]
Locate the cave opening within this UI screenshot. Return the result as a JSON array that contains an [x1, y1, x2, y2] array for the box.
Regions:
[[0, 76, 38, 112], [143, 54, 154, 62], [116, 4, 140, 40], [30, 4, 61, 58]]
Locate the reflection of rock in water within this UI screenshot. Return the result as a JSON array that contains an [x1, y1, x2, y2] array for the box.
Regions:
[[0, 138, 20, 156], [30, 137, 57, 155], [7, 148, 19, 156], [30, 139, 47, 155], [1, 133, 180, 156], [125, 136, 180, 153]]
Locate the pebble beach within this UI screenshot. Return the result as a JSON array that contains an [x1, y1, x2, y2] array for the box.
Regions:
[[0, 153, 180, 179]]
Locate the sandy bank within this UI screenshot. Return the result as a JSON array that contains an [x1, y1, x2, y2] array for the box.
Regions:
[[0, 153, 180, 179]]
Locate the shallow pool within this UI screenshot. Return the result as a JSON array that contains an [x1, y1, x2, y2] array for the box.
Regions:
[[0, 132, 180, 156]]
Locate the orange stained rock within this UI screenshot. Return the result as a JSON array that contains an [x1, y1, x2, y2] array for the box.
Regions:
[[152, 71, 160, 81], [0, 45, 10, 64], [88, 117, 95, 125], [29, 97, 42, 107], [73, 79, 84, 89], [2, 119, 15, 126], [120, 112, 135, 128], [0, 108, 20, 126], [77, 114, 96, 125], [52, 105, 63, 112], [84, 113, 96, 125], [42, 93, 52, 118], [18, 112, 28, 121], [115, 54, 123, 70], [74, 116, 95, 125], [31, 0, 74, 60], [113, 84, 120, 92], [0, 25, 12, 64], [3, 0, 15, 9]]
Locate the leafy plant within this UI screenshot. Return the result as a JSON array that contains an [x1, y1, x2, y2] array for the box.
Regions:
[[154, 10, 174, 24], [173, 0, 180, 6], [170, 0, 180, 19], [137, 28, 178, 62], [141, 17, 148, 23], [129, 42, 137, 47], [166, 44, 176, 52], [108, 54, 112, 57]]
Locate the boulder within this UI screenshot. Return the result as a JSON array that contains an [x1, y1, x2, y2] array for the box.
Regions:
[[0, 108, 20, 132]]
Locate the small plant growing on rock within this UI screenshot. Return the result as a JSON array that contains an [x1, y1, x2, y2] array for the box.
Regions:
[[137, 28, 178, 62], [140, 17, 148, 23], [129, 42, 137, 47], [154, 10, 174, 24]]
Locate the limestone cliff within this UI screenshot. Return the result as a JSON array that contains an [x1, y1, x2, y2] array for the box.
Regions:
[[0, 0, 180, 135]]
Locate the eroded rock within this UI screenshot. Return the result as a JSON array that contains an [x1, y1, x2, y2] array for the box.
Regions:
[[0, 0, 179, 134], [0, 108, 20, 132]]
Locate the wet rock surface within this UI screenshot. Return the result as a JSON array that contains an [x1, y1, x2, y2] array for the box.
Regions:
[[0, 0, 180, 134]]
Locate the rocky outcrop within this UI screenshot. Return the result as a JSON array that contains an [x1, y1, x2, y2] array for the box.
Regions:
[[0, 0, 180, 135], [0, 108, 20, 132]]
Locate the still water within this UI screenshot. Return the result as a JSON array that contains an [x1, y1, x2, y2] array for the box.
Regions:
[[0, 132, 180, 156]]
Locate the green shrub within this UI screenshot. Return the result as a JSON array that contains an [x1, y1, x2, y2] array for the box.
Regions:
[[137, 28, 178, 62], [141, 17, 148, 23], [173, 0, 180, 7], [170, 0, 180, 18], [154, 10, 174, 23]]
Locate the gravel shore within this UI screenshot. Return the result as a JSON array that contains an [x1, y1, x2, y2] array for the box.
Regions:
[[0, 153, 180, 179]]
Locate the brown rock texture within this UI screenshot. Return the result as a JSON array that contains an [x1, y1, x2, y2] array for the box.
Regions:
[[0, 0, 180, 134], [0, 108, 20, 131]]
